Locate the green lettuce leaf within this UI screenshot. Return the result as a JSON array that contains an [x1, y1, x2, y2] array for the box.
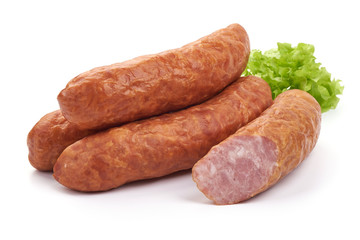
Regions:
[[242, 42, 344, 112]]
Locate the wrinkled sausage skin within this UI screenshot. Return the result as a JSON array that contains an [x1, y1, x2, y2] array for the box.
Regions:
[[53, 76, 272, 192], [57, 23, 250, 130], [27, 110, 97, 171], [192, 89, 322, 204]]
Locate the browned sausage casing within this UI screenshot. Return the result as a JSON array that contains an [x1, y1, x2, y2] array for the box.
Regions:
[[192, 89, 322, 205], [53, 76, 272, 192], [57, 23, 250, 130], [27, 110, 97, 171]]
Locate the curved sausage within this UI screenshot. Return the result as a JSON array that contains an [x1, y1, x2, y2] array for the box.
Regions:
[[53, 76, 272, 192], [57, 23, 250, 130], [27, 110, 97, 171], [192, 89, 321, 204]]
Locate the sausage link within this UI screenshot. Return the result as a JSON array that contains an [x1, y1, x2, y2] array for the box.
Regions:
[[53, 76, 272, 192], [27, 110, 97, 171], [57, 23, 250, 130], [192, 89, 322, 204]]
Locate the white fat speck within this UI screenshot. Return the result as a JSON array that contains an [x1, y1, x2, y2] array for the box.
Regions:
[[64, 163, 67, 168], [255, 136, 264, 153], [251, 155, 261, 169], [227, 151, 237, 164], [236, 147, 245, 157], [209, 162, 216, 176]]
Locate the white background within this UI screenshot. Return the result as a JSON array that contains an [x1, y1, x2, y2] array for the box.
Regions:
[[1, 0, 359, 239]]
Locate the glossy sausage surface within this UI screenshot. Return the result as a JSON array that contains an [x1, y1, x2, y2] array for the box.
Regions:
[[58, 24, 250, 130]]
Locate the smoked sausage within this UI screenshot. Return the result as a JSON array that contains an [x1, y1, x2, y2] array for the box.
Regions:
[[27, 110, 97, 171], [57, 23, 250, 130], [53, 76, 272, 192], [192, 89, 321, 204]]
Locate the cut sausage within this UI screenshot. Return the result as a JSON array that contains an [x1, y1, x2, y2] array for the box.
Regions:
[[27, 110, 97, 171], [57, 23, 250, 130], [53, 76, 272, 192], [192, 89, 321, 204]]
